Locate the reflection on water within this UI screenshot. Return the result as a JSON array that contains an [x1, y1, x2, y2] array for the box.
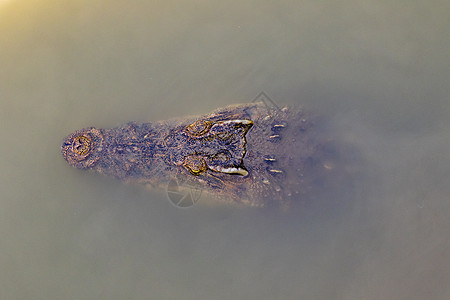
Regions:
[[1, 0, 449, 299]]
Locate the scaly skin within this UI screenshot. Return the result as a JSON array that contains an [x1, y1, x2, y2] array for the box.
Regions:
[[61, 102, 339, 207]]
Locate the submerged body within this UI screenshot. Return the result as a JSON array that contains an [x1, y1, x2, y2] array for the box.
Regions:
[[62, 102, 348, 207]]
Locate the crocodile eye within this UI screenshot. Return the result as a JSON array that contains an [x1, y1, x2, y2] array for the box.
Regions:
[[72, 135, 92, 157], [183, 155, 207, 175], [185, 120, 211, 137]]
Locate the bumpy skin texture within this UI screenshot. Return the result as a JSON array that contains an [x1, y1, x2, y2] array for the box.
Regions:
[[61, 103, 339, 207]]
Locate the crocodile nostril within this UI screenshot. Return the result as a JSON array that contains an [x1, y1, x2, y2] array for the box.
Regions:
[[72, 135, 91, 156]]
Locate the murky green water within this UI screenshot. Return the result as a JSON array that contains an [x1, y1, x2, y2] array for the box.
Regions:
[[1, 1, 449, 299]]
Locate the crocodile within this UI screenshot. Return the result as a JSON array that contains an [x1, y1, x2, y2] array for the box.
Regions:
[[61, 102, 351, 207]]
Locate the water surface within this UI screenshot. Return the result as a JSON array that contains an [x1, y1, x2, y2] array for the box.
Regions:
[[1, 1, 449, 299]]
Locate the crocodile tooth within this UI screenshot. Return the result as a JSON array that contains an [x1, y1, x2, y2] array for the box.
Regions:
[[209, 166, 248, 176]]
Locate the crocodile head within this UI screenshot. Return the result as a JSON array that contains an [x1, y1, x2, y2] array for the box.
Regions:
[[61, 114, 254, 183]]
